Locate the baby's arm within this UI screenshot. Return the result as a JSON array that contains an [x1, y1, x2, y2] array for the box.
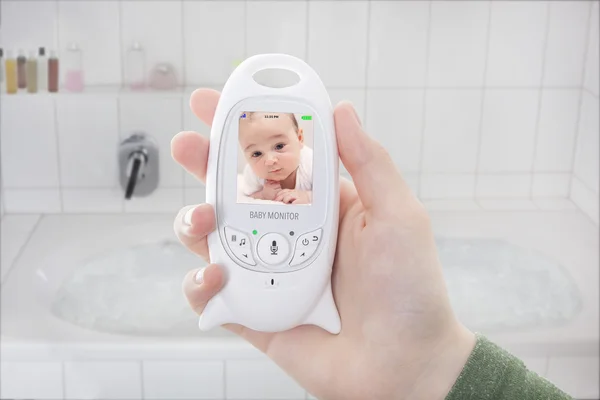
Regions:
[[253, 180, 282, 200], [274, 189, 312, 204]]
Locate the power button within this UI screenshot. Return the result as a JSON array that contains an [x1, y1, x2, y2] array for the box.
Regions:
[[257, 233, 290, 265]]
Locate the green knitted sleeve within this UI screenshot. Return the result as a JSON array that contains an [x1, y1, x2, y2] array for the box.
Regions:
[[446, 334, 573, 400]]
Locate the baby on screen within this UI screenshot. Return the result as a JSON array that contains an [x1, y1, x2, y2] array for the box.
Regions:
[[238, 112, 313, 205]]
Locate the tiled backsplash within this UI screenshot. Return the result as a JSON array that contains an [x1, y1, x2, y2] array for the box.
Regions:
[[0, 1, 598, 221], [571, 1, 600, 224]]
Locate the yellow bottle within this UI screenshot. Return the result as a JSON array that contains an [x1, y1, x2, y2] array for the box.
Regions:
[[5, 50, 18, 94], [26, 50, 37, 93]]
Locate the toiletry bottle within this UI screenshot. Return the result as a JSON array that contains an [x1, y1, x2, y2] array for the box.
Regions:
[[64, 42, 83, 92], [5, 50, 18, 94], [17, 49, 27, 89], [0, 48, 4, 92], [26, 50, 38, 93], [126, 41, 146, 90], [37, 47, 48, 91], [48, 50, 59, 92]]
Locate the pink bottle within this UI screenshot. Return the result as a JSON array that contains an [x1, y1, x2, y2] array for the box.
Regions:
[[64, 42, 84, 92]]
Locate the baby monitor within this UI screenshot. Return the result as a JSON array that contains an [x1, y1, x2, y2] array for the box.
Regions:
[[200, 53, 341, 333]]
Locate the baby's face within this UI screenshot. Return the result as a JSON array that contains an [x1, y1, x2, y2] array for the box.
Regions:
[[239, 113, 303, 181]]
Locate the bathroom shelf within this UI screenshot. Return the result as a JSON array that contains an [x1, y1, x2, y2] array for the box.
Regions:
[[0, 85, 221, 99]]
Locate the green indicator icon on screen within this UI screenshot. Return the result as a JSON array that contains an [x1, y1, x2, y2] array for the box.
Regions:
[[301, 115, 312, 120]]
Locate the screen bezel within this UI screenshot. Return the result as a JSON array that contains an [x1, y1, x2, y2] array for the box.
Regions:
[[216, 97, 330, 244]]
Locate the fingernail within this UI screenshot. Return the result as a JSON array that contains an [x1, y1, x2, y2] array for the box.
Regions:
[[195, 268, 205, 284], [183, 207, 195, 226]]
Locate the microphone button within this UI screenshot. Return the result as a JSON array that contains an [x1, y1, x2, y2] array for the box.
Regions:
[[257, 233, 290, 266]]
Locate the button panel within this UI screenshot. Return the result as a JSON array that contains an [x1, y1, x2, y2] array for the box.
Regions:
[[257, 233, 290, 266], [225, 227, 256, 266], [290, 229, 322, 267]]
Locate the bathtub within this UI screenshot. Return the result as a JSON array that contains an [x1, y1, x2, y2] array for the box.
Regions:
[[1, 205, 599, 399]]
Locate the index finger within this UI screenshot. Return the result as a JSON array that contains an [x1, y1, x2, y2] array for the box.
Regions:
[[171, 89, 221, 183]]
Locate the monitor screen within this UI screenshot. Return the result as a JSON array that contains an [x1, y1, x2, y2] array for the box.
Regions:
[[236, 111, 314, 205]]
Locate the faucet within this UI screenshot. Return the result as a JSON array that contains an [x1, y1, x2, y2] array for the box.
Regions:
[[125, 149, 147, 199], [119, 133, 159, 199]]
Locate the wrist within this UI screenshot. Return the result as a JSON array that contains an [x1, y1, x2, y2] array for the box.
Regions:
[[405, 323, 476, 400]]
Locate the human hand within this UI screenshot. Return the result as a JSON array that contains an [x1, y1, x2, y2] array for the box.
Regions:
[[172, 88, 475, 400], [274, 188, 312, 204], [261, 179, 282, 200]]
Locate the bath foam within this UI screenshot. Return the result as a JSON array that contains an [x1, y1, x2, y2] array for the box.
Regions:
[[437, 237, 582, 333], [50, 237, 582, 336], [50, 241, 214, 337]]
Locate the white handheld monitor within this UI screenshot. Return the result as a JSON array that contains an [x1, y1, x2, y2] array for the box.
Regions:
[[200, 54, 341, 333]]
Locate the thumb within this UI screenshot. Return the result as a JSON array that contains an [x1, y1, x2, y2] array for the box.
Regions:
[[334, 101, 411, 212]]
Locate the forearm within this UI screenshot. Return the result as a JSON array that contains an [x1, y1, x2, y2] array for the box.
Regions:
[[445, 334, 573, 400]]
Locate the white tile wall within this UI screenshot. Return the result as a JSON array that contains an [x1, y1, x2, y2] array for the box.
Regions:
[[4, 189, 62, 213], [543, 1, 590, 87], [368, 1, 429, 88], [121, 1, 183, 87], [422, 90, 482, 173], [478, 199, 538, 210], [0, 95, 60, 188], [247, 1, 307, 60], [485, 1, 547, 87], [532, 173, 571, 197], [0, 362, 64, 400], [0, 1, 58, 51], [570, 2, 599, 224], [427, 1, 489, 88], [124, 187, 183, 213], [533, 198, 577, 211], [546, 356, 600, 399], [571, 176, 600, 225], [308, 1, 368, 87], [420, 173, 475, 199], [366, 89, 424, 172], [226, 359, 305, 399], [478, 90, 539, 172], [573, 92, 600, 193], [0, 0, 598, 214], [182, 1, 245, 85], [422, 199, 481, 211], [584, 1, 600, 96], [64, 361, 142, 399], [534, 89, 580, 172], [56, 95, 119, 187], [57, 1, 122, 86], [142, 361, 224, 399], [62, 188, 123, 213], [476, 174, 532, 198]]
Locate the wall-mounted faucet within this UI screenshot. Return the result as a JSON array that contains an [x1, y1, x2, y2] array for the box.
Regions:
[[119, 133, 159, 199]]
